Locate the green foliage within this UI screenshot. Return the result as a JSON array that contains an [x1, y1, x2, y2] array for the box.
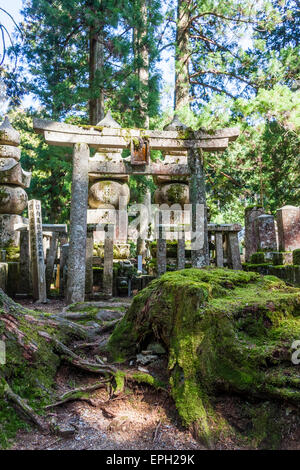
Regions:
[[2, 0, 299, 225]]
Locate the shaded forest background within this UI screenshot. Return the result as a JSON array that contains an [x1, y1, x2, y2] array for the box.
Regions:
[[0, 0, 299, 225]]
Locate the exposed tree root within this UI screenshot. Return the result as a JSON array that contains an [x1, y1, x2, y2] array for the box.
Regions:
[[2, 377, 49, 432], [38, 331, 117, 374], [45, 381, 109, 409]]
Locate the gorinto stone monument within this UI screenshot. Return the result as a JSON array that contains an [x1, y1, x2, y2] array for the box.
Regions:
[[0, 117, 31, 250]]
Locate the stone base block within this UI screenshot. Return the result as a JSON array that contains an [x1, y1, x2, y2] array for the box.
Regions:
[[87, 208, 116, 225], [270, 251, 293, 266], [0, 185, 28, 214], [0, 214, 24, 247]]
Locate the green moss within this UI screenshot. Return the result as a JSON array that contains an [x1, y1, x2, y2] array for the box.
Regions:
[[131, 372, 167, 390], [113, 370, 125, 394], [250, 252, 265, 264], [2, 243, 19, 262], [166, 184, 185, 204], [108, 267, 300, 448], [293, 249, 300, 266], [0, 292, 78, 448]]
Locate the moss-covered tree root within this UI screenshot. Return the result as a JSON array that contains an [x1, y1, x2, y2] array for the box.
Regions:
[[0, 289, 125, 447]]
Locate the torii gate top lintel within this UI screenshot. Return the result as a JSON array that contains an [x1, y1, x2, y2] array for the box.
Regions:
[[33, 117, 239, 176], [33, 117, 239, 150]]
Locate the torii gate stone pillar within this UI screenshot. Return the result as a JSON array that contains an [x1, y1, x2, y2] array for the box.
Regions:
[[66, 143, 89, 304], [33, 114, 239, 304]]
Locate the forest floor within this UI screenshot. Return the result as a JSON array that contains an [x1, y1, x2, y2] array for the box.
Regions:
[[9, 296, 300, 451], [10, 297, 204, 451]]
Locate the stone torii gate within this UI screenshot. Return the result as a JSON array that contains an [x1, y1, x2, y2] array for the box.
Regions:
[[33, 114, 239, 304]]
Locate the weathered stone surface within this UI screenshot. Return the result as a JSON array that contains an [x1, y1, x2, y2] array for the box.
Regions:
[[271, 251, 293, 266], [215, 232, 224, 267], [28, 200, 47, 303], [255, 214, 277, 251], [34, 117, 239, 142], [177, 235, 185, 270], [0, 116, 20, 146], [157, 212, 167, 276], [85, 229, 94, 296], [88, 159, 190, 176], [188, 148, 209, 267], [227, 232, 242, 270], [0, 158, 31, 188], [0, 262, 8, 291], [0, 214, 24, 247], [103, 225, 114, 297], [19, 229, 31, 294], [7, 261, 20, 296], [66, 143, 89, 304], [0, 185, 28, 214], [59, 243, 69, 297], [88, 180, 130, 209], [163, 114, 187, 131], [154, 183, 189, 206], [45, 232, 59, 296], [0, 144, 21, 161], [96, 109, 121, 128], [277, 205, 300, 252], [87, 208, 115, 226], [43, 130, 231, 151], [244, 206, 265, 262]]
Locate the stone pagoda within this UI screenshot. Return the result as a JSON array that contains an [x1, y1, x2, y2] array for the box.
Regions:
[[0, 117, 31, 251]]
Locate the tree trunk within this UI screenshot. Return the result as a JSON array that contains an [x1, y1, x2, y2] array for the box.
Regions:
[[174, 0, 190, 112], [133, 0, 149, 128], [89, 27, 105, 125]]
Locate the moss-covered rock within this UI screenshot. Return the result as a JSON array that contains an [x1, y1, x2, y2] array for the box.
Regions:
[[250, 252, 265, 264], [108, 267, 300, 448], [293, 249, 300, 266]]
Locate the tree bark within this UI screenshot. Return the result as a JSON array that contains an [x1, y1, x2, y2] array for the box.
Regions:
[[175, 0, 191, 112], [133, 0, 149, 128], [89, 27, 105, 125]]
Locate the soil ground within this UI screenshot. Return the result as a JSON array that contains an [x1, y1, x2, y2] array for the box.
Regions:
[[9, 297, 300, 451], [11, 297, 204, 451]]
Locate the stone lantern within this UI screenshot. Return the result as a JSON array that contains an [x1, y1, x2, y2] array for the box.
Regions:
[[87, 111, 130, 258], [153, 115, 190, 242], [0, 117, 31, 250]]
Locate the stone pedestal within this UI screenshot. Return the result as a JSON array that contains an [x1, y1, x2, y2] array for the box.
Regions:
[[277, 205, 300, 252], [28, 199, 47, 303], [244, 206, 265, 262], [0, 214, 24, 247], [255, 214, 277, 252]]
